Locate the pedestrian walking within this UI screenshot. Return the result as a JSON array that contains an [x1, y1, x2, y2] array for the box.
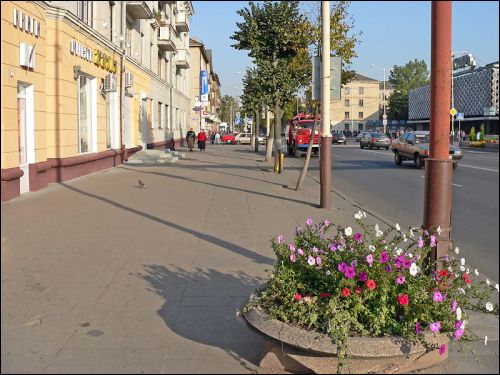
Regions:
[[210, 132, 215, 144], [476, 131, 481, 141], [197, 130, 207, 151], [215, 132, 221, 144], [186, 128, 196, 152], [461, 130, 465, 142]]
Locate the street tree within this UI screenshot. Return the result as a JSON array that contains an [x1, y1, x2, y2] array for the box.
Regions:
[[220, 95, 240, 126], [295, 1, 361, 191], [241, 68, 267, 152], [231, 1, 310, 162], [388, 59, 429, 120]]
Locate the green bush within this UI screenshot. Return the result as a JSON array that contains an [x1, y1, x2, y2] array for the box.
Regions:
[[469, 127, 476, 141], [246, 215, 499, 373]]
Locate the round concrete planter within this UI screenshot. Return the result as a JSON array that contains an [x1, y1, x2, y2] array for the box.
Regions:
[[242, 291, 449, 374]]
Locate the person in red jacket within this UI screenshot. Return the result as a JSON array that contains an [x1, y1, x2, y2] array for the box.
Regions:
[[197, 130, 207, 151]]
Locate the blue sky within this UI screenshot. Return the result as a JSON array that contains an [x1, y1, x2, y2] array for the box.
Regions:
[[189, 1, 499, 97]]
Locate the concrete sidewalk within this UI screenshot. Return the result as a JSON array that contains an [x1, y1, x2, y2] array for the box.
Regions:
[[1, 144, 498, 374]]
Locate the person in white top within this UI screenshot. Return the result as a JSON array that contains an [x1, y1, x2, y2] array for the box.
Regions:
[[215, 132, 221, 144]]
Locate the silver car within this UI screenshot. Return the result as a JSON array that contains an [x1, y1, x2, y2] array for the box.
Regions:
[[360, 132, 392, 150]]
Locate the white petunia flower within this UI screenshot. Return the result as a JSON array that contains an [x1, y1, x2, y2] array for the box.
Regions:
[[455, 247, 460, 254], [458, 288, 466, 294], [396, 248, 403, 256], [459, 266, 466, 272], [460, 320, 467, 330], [466, 268, 470, 274], [486, 279, 491, 285], [409, 263, 418, 276], [460, 258, 466, 266], [325, 270, 331, 276], [363, 211, 367, 218], [456, 307, 462, 321], [376, 230, 383, 237], [409, 228, 414, 238], [354, 211, 363, 220], [375, 223, 379, 231], [495, 284, 499, 292], [395, 223, 401, 231], [474, 269, 479, 276], [448, 266, 453, 272], [485, 302, 494, 312], [437, 226, 442, 235], [484, 336, 488, 346], [368, 245, 376, 252], [344, 227, 353, 236], [407, 253, 413, 259]]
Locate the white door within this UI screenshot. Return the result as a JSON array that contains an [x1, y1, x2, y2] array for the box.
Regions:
[[17, 84, 29, 194], [123, 95, 133, 148], [141, 99, 147, 148]]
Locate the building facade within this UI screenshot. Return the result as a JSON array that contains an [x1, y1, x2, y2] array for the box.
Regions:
[[1, 1, 194, 201], [330, 73, 380, 132], [408, 62, 499, 134], [188, 37, 221, 133]]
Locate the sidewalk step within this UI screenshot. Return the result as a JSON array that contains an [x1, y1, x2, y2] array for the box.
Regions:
[[125, 150, 178, 164]]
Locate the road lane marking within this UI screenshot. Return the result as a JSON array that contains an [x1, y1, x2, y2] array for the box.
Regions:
[[459, 164, 498, 172], [362, 161, 379, 167], [420, 175, 462, 187]]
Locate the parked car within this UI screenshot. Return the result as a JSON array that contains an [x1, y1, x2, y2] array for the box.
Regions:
[[331, 132, 346, 144], [391, 131, 463, 169], [360, 132, 392, 150], [356, 131, 370, 142], [221, 132, 239, 144]]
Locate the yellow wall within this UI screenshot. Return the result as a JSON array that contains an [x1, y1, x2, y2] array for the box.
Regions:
[[1, 1, 47, 168], [45, 18, 122, 158]]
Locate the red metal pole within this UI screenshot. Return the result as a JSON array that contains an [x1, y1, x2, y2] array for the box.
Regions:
[[423, 1, 453, 268]]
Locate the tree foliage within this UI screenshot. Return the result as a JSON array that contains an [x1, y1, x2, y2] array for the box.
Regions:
[[388, 59, 430, 120], [220, 95, 240, 124]]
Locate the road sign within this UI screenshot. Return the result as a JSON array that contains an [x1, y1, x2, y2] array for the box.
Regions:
[[450, 107, 457, 116], [456, 113, 464, 120], [383, 119, 388, 126], [382, 114, 387, 119], [236, 112, 241, 118]]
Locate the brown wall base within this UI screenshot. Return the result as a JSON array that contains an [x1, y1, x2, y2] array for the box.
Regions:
[[1, 146, 142, 202]]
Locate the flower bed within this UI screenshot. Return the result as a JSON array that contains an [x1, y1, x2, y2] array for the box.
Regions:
[[243, 214, 499, 373]]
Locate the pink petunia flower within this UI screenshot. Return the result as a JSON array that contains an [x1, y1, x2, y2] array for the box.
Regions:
[[452, 300, 458, 312], [379, 251, 389, 263], [338, 262, 348, 272], [415, 322, 421, 335], [276, 235, 284, 244], [353, 232, 363, 242], [433, 290, 443, 303], [358, 272, 368, 282], [289, 243, 296, 252], [297, 248, 304, 256], [308, 256, 316, 266], [289, 253, 297, 263], [306, 218, 314, 226], [429, 321, 441, 333], [396, 274, 406, 285], [316, 256, 322, 266], [366, 254, 374, 267], [417, 237, 424, 248], [430, 235, 436, 247], [344, 266, 356, 279], [454, 328, 464, 340]]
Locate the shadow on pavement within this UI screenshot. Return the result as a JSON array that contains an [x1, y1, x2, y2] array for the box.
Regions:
[[135, 265, 268, 372], [60, 183, 275, 266]]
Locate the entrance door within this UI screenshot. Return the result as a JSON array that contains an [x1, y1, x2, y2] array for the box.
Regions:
[[140, 98, 147, 148], [123, 95, 133, 148], [17, 84, 29, 194]]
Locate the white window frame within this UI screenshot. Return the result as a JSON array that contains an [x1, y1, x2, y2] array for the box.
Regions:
[[77, 75, 97, 154]]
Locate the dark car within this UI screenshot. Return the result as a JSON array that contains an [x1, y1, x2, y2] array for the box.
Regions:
[[391, 131, 463, 169], [331, 132, 346, 144], [360, 132, 392, 150]]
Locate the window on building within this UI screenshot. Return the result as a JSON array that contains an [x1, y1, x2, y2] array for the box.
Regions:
[[165, 104, 169, 129], [158, 102, 162, 128], [358, 87, 364, 95], [358, 112, 364, 119], [345, 112, 350, 119], [78, 75, 93, 153], [76, 1, 93, 25], [359, 99, 364, 107], [344, 99, 350, 107], [344, 87, 350, 95]]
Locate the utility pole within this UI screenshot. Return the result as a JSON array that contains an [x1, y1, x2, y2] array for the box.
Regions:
[[423, 1, 453, 269], [320, 1, 332, 209]]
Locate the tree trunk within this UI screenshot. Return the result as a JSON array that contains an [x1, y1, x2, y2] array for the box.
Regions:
[[254, 110, 260, 152], [296, 104, 319, 191], [273, 105, 282, 155], [265, 116, 274, 162]]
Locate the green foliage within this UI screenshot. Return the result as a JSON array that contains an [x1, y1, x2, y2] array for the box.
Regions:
[[245, 215, 499, 373], [220, 95, 240, 124], [388, 59, 429, 120], [469, 126, 476, 141], [480, 124, 485, 141]]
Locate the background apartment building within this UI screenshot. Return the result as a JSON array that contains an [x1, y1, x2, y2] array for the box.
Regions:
[[330, 73, 380, 132], [189, 37, 221, 133], [1, 1, 193, 201]]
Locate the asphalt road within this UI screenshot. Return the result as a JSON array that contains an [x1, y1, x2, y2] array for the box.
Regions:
[[283, 141, 500, 282]]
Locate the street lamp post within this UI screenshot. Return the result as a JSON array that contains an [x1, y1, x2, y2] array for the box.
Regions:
[[370, 64, 391, 134]]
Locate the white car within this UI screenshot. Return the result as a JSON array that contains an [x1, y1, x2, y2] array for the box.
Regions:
[[235, 133, 266, 145]]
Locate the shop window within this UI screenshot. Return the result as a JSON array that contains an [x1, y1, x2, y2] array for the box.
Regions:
[[78, 75, 94, 153]]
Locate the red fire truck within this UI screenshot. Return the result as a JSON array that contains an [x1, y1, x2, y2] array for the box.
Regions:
[[285, 113, 320, 157]]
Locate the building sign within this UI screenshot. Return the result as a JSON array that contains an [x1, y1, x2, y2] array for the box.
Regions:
[[70, 40, 117, 73], [13, 9, 41, 38], [200, 70, 209, 104], [453, 54, 476, 72], [483, 107, 496, 116]]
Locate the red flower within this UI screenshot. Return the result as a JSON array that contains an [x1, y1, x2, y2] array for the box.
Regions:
[[293, 293, 303, 301], [398, 294, 409, 306], [463, 274, 471, 284], [355, 286, 362, 294], [366, 279, 377, 290], [341, 288, 351, 297], [439, 270, 448, 277], [319, 292, 331, 298]]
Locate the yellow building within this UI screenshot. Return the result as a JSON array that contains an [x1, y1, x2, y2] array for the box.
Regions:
[[330, 73, 380, 132], [1, 1, 193, 201]]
